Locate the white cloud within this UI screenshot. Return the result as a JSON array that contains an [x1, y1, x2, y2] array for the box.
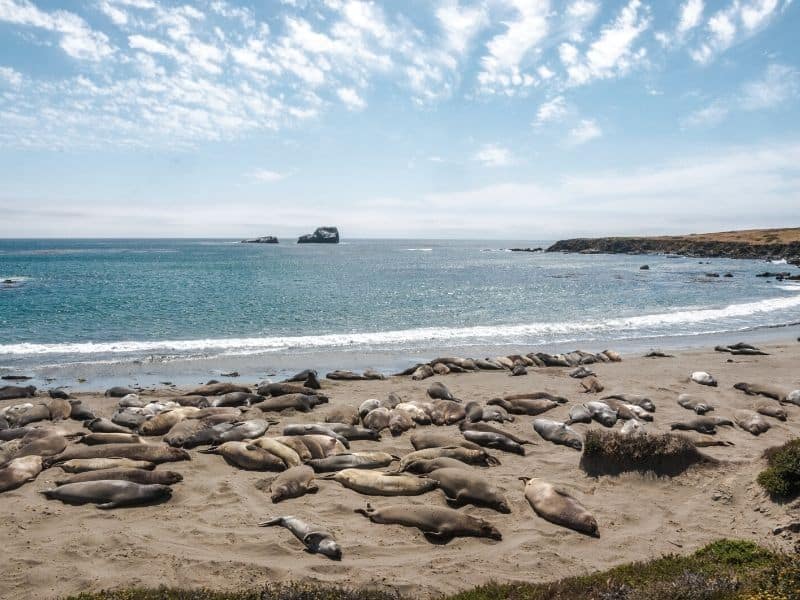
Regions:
[[534, 95, 568, 124], [0, 65, 22, 87], [477, 0, 550, 95], [474, 143, 515, 167], [249, 169, 289, 183], [337, 86, 366, 110], [0, 0, 115, 61], [565, 0, 650, 86], [678, 0, 704, 34], [568, 118, 602, 144], [564, 0, 600, 41], [740, 63, 799, 109], [681, 102, 730, 128], [436, 1, 487, 55]]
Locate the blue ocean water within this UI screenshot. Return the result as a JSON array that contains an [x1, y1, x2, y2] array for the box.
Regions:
[[1, 238, 799, 376]]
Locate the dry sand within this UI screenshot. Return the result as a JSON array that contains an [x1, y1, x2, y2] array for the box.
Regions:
[[2, 341, 800, 599]]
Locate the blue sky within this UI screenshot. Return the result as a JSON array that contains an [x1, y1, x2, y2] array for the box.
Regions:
[[0, 0, 798, 238]]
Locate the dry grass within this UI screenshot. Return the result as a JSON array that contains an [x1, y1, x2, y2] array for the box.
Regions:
[[579, 430, 714, 477]]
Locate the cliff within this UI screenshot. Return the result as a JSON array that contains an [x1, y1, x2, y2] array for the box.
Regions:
[[547, 228, 800, 265]]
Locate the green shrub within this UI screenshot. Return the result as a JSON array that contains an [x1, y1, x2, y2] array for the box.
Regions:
[[757, 439, 800, 499]]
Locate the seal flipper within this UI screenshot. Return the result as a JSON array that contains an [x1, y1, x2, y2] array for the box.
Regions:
[[422, 530, 453, 545], [258, 517, 284, 527], [97, 501, 117, 509]]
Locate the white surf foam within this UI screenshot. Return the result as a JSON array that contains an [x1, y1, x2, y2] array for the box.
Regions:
[[2, 290, 800, 357]]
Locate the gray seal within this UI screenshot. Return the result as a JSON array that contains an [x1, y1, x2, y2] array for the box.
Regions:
[[532, 419, 582, 451], [41, 480, 172, 508], [462, 430, 525, 456], [263, 465, 318, 503], [355, 503, 501, 542], [427, 382, 455, 401], [54, 468, 183, 486], [259, 516, 341, 560], [306, 452, 397, 473], [0, 455, 42, 492], [521, 477, 598, 537], [677, 394, 714, 415], [0, 385, 37, 400], [426, 467, 510, 513]]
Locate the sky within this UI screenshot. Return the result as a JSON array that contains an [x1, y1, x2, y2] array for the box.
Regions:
[[0, 0, 799, 239]]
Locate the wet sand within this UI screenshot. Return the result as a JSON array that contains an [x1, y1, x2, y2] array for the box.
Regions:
[[2, 341, 800, 599]]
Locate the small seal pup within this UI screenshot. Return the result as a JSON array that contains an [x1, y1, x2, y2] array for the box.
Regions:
[[691, 372, 718, 387], [262, 465, 318, 503], [41, 480, 172, 509], [0, 455, 42, 492], [355, 503, 502, 542], [259, 516, 341, 560], [532, 419, 582, 451], [426, 468, 510, 513], [321, 468, 438, 496], [201, 441, 285, 471], [754, 401, 787, 421], [677, 394, 714, 415], [521, 477, 598, 537]]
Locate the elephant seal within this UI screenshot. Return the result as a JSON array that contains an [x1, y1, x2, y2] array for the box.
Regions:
[[733, 383, 786, 402], [580, 377, 604, 393], [325, 406, 359, 426], [411, 364, 434, 380], [586, 401, 617, 427], [620, 419, 645, 436], [462, 430, 525, 456], [521, 477, 598, 537], [44, 398, 72, 420], [355, 503, 501, 542], [69, 400, 95, 421], [411, 431, 481, 451], [532, 419, 582, 451], [282, 424, 350, 448], [47, 443, 190, 466], [426, 468, 510, 512], [252, 394, 318, 413], [263, 465, 318, 503], [464, 401, 513, 423], [429, 400, 465, 426], [172, 395, 210, 408], [677, 394, 714, 415], [307, 452, 397, 472], [258, 383, 323, 398], [139, 407, 201, 436], [7, 403, 51, 427], [566, 404, 592, 425], [211, 392, 263, 408], [602, 394, 655, 412], [89, 417, 134, 434], [785, 390, 800, 407], [362, 407, 391, 432], [358, 399, 382, 419], [503, 391, 568, 404], [202, 441, 285, 471], [248, 437, 303, 468], [185, 383, 251, 397], [5, 430, 68, 460], [691, 372, 718, 387], [80, 433, 142, 445], [321, 468, 437, 496], [55, 468, 182, 486], [42, 480, 171, 508], [273, 435, 346, 460], [459, 422, 532, 445], [475, 359, 503, 370], [427, 381, 455, 401], [0, 455, 42, 492], [0, 385, 37, 400], [670, 417, 720, 435], [388, 410, 415, 436], [570, 366, 595, 379], [755, 401, 787, 421], [105, 386, 136, 398], [215, 419, 272, 444], [394, 402, 432, 425], [59, 458, 156, 473], [487, 397, 558, 416], [259, 516, 341, 560], [399, 447, 500, 470], [601, 398, 652, 422], [285, 368, 317, 383], [401, 456, 472, 474], [734, 410, 771, 435], [326, 370, 365, 381], [48, 388, 71, 400], [164, 418, 220, 448]]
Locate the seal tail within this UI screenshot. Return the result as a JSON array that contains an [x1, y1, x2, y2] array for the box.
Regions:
[[198, 448, 220, 454], [485, 455, 501, 467], [317, 473, 337, 480], [258, 517, 283, 527]]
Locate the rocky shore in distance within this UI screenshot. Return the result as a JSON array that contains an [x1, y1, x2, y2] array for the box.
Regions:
[[547, 228, 800, 266]]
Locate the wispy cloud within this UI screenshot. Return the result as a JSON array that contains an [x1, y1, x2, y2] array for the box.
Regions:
[[249, 169, 290, 183], [568, 118, 602, 144], [337, 87, 366, 111], [474, 143, 515, 167]]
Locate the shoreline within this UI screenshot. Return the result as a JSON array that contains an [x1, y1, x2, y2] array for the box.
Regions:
[[2, 323, 800, 392], [2, 341, 800, 599]]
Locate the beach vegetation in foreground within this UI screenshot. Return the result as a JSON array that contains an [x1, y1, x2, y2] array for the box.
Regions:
[[758, 438, 800, 500], [63, 540, 799, 600]]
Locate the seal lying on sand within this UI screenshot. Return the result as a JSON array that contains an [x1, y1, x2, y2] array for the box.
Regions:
[[521, 477, 598, 537], [462, 430, 525, 456], [734, 410, 771, 435], [259, 516, 341, 560], [459, 422, 532, 445], [733, 383, 787, 402], [321, 469, 437, 496], [59, 458, 155, 473], [532, 419, 582, 451], [401, 457, 472, 474], [46, 443, 189, 466], [262, 465, 318, 503], [0, 455, 42, 492], [201, 441, 285, 471], [691, 372, 718, 387], [398, 447, 500, 470], [487, 397, 558, 416], [306, 452, 397, 473], [355, 503, 501, 542], [677, 394, 714, 415], [42, 480, 172, 508], [425, 468, 510, 512], [54, 468, 182, 486]]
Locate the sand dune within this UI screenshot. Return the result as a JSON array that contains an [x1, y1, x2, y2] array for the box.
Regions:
[[1, 342, 799, 599]]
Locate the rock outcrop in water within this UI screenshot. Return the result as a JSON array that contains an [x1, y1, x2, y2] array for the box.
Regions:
[[241, 236, 279, 244], [547, 229, 800, 266], [298, 227, 340, 244]]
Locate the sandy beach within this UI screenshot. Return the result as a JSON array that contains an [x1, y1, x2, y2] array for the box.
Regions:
[[2, 341, 800, 599]]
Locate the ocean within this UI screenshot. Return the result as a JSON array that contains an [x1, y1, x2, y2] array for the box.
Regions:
[[1, 238, 799, 387]]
